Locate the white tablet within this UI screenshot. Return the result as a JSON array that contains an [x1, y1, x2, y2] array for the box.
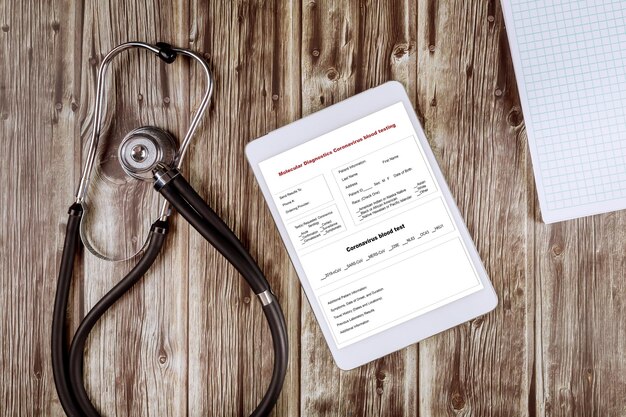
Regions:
[[246, 81, 497, 370]]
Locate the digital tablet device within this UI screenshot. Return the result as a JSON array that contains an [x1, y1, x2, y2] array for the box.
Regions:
[[246, 81, 498, 370]]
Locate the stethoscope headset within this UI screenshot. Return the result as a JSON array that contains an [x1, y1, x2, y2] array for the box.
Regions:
[[52, 42, 288, 417]]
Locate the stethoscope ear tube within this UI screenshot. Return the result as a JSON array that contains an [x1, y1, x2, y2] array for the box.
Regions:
[[74, 41, 214, 261]]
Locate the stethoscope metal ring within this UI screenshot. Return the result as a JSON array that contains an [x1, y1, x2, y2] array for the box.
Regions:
[[76, 41, 214, 261]]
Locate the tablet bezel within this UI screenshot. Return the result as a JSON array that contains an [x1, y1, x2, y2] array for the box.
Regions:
[[245, 81, 498, 370]]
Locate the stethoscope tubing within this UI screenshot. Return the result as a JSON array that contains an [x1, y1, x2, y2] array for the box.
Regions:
[[68, 221, 168, 416], [158, 170, 269, 293], [51, 204, 85, 417], [155, 170, 288, 417], [53, 172, 288, 417], [52, 207, 168, 417]]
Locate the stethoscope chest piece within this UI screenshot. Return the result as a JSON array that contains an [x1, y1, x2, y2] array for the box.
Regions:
[[74, 42, 214, 261], [119, 126, 177, 181]]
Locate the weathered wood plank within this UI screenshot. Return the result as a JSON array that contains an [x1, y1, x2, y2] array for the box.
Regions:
[[416, 1, 532, 416], [187, 1, 301, 416], [75, 1, 190, 416], [534, 201, 626, 416], [300, 1, 419, 416], [0, 0, 81, 415]]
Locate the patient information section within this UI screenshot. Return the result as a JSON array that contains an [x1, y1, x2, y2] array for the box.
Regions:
[[259, 102, 483, 348]]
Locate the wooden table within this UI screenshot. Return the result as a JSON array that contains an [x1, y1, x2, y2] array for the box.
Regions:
[[3, 1, 625, 416]]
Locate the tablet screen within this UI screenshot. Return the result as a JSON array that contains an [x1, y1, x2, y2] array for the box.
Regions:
[[258, 102, 483, 348]]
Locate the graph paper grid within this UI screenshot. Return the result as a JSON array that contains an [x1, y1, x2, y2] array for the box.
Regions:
[[501, 0, 626, 222]]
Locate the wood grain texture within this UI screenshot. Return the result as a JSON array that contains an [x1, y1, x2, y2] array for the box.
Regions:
[[300, 1, 419, 416], [2, 0, 626, 416], [186, 1, 301, 416], [415, 1, 532, 416], [77, 1, 190, 416], [533, 190, 626, 416]]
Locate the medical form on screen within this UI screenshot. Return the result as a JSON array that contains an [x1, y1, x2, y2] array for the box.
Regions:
[[258, 102, 483, 348]]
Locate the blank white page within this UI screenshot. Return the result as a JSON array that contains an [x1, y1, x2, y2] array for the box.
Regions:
[[501, 0, 626, 223]]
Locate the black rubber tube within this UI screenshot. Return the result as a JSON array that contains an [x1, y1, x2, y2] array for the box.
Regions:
[[157, 175, 288, 417], [52, 203, 85, 417], [168, 174, 267, 285], [252, 301, 289, 417], [67, 221, 168, 417], [55, 175, 287, 417], [158, 181, 269, 293]]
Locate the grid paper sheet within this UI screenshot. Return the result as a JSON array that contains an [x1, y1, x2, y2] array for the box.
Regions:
[[501, 0, 626, 223]]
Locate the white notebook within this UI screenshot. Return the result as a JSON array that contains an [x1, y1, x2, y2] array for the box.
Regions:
[[501, 0, 626, 223]]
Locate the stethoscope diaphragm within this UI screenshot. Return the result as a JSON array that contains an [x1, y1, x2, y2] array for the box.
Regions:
[[119, 127, 178, 181]]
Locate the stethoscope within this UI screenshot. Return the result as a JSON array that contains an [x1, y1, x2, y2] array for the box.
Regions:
[[52, 42, 288, 417]]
